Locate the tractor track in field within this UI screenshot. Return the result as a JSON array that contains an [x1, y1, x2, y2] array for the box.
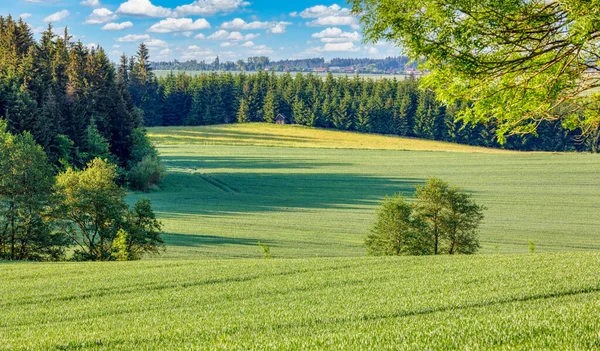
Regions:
[[197, 173, 240, 194]]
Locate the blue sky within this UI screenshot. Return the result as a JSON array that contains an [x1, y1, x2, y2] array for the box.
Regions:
[[0, 0, 399, 62]]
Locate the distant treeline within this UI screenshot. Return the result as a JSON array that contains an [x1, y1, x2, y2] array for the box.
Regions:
[[150, 56, 414, 73], [138, 70, 591, 152]]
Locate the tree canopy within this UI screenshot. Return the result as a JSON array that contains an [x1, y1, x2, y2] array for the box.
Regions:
[[366, 178, 485, 256], [351, 0, 600, 141]]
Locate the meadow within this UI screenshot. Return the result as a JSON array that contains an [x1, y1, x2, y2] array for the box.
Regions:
[[130, 124, 600, 259], [4, 123, 600, 350], [2, 253, 600, 350]]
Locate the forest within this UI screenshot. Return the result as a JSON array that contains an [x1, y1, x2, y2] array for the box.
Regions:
[[0, 16, 164, 261], [142, 69, 592, 152]]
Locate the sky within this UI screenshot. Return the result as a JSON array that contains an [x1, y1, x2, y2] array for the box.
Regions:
[[0, 0, 400, 63]]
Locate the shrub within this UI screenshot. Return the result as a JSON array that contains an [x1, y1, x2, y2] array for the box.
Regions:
[[128, 154, 166, 191]]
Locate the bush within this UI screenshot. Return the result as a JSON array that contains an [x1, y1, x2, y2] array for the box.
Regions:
[[128, 154, 166, 191]]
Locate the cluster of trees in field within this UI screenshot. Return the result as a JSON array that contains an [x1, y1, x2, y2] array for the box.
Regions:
[[140, 69, 592, 152], [0, 122, 163, 261], [366, 178, 485, 256], [0, 16, 164, 191], [150, 56, 413, 73], [0, 17, 165, 261]]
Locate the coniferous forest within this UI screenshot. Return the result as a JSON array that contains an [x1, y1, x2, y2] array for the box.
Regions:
[[145, 70, 592, 152]]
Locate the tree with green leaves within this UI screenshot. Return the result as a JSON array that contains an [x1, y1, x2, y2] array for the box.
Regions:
[[351, 0, 600, 142], [366, 177, 485, 256], [0, 121, 65, 261], [55, 158, 163, 261], [365, 195, 431, 256]]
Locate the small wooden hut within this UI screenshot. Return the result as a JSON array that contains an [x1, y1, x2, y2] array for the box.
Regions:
[[275, 114, 287, 125]]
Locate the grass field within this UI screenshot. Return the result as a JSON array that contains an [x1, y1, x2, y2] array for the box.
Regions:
[[4, 123, 600, 350], [3, 253, 600, 350], [135, 124, 600, 259]]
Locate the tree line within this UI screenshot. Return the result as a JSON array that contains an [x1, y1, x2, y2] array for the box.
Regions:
[[150, 56, 413, 73], [137, 68, 593, 152]]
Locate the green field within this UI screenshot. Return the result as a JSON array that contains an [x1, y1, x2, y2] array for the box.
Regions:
[[4, 123, 600, 350], [131, 124, 600, 259], [3, 253, 600, 350]]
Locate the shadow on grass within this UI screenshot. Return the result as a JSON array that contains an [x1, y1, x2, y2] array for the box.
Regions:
[[162, 155, 351, 170], [163, 233, 270, 248]]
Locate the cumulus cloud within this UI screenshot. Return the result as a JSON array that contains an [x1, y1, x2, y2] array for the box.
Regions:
[[250, 44, 273, 55], [117, 34, 151, 42], [44, 10, 69, 23], [321, 42, 358, 52], [148, 18, 210, 33], [81, 0, 101, 7], [312, 27, 360, 43], [299, 4, 360, 29], [205, 29, 258, 41], [241, 41, 254, 47], [144, 38, 169, 48], [116, 0, 172, 17], [174, 0, 250, 16], [220, 18, 292, 34], [180, 45, 215, 61], [19, 13, 32, 19], [102, 21, 133, 31], [84, 8, 118, 24]]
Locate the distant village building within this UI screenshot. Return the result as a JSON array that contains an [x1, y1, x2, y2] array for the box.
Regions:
[[314, 67, 327, 73], [275, 114, 287, 125]]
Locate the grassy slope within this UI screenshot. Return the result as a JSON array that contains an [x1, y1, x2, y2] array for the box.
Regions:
[[2, 253, 600, 350], [137, 124, 600, 259], [149, 123, 512, 153]]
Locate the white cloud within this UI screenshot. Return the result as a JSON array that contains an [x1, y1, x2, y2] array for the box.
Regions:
[[250, 44, 273, 55], [84, 8, 117, 24], [220, 18, 292, 34], [205, 29, 257, 41], [86, 43, 98, 50], [159, 48, 172, 55], [102, 21, 133, 31], [220, 42, 236, 47], [148, 18, 210, 33], [307, 16, 359, 29], [241, 41, 254, 47], [19, 13, 32, 19], [44, 10, 69, 23], [180, 45, 215, 60], [117, 34, 150, 42], [312, 27, 360, 43], [113, 44, 121, 48], [322, 42, 358, 52], [174, 0, 250, 16], [116, 0, 172, 17], [194, 33, 206, 40], [81, 0, 101, 7], [144, 38, 169, 48], [299, 4, 360, 29]]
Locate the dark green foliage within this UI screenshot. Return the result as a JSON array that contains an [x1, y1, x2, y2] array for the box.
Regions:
[[0, 17, 147, 170], [148, 70, 590, 151], [366, 178, 484, 256]]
